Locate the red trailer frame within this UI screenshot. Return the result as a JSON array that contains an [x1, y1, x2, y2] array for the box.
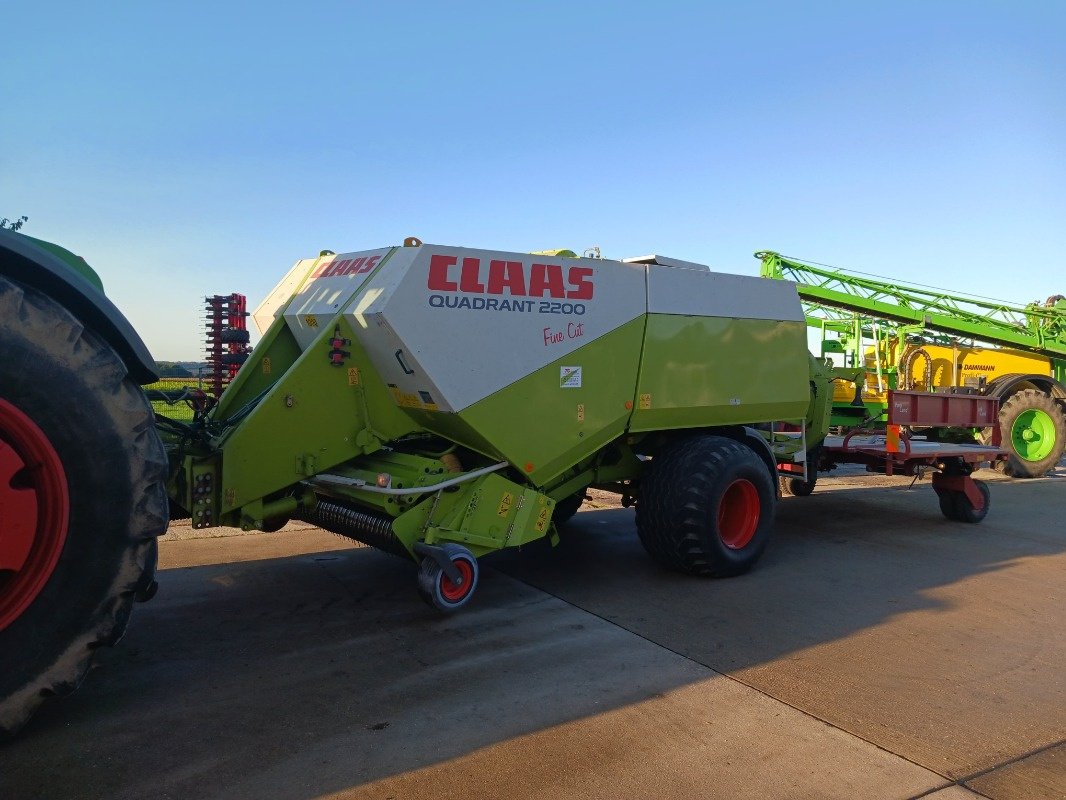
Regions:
[[782, 390, 1007, 522]]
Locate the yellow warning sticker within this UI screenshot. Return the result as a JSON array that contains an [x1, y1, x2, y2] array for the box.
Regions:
[[304, 315, 318, 328], [347, 367, 360, 386], [262, 357, 271, 375], [497, 492, 514, 518], [389, 386, 439, 410], [534, 504, 551, 533], [577, 403, 585, 422], [639, 393, 652, 410]]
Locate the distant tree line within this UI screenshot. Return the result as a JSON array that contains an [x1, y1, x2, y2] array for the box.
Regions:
[[156, 362, 195, 378]]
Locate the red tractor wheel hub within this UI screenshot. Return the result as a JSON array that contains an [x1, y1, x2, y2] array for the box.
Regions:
[[0, 399, 69, 631]]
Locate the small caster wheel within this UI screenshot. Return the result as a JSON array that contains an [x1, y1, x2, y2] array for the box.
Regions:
[[953, 480, 990, 524], [417, 543, 479, 612], [937, 489, 961, 521], [779, 475, 817, 497], [937, 480, 990, 524]]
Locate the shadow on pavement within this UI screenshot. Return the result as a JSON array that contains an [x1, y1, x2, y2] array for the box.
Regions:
[[2, 479, 1063, 798], [492, 478, 1066, 778]]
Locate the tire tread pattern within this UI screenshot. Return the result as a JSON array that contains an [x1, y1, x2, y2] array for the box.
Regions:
[[0, 276, 168, 737], [636, 436, 774, 578]]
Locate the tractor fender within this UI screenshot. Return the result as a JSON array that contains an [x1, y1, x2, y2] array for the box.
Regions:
[[0, 229, 158, 384], [983, 372, 1066, 403]]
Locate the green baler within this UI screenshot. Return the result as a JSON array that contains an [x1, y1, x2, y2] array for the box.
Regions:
[[163, 241, 828, 609]]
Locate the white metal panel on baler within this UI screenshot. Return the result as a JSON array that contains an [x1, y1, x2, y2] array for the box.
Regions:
[[346, 244, 648, 412], [646, 264, 805, 321], [279, 247, 405, 350]]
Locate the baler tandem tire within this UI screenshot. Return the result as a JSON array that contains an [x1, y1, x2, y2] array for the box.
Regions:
[[995, 389, 1066, 478], [0, 276, 169, 738], [636, 435, 775, 577]]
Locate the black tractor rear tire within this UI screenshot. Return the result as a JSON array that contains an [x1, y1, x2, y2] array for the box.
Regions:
[[636, 436, 775, 577], [0, 276, 168, 738]]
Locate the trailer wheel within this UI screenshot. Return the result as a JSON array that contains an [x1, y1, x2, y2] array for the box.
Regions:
[[636, 436, 775, 577], [937, 480, 990, 524], [955, 480, 990, 524], [996, 389, 1065, 478], [937, 490, 961, 521], [0, 276, 168, 738], [416, 543, 479, 612], [779, 445, 821, 497], [780, 475, 817, 497]]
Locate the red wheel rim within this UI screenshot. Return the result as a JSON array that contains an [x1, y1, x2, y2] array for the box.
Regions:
[[0, 398, 69, 631], [439, 558, 474, 603], [717, 478, 760, 550]]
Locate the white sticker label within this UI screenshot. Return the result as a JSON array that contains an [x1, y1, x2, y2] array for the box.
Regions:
[[560, 366, 582, 388]]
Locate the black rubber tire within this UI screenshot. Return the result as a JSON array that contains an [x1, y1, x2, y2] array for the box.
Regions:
[[954, 480, 990, 524], [778, 445, 820, 497], [552, 492, 586, 525], [779, 473, 817, 497], [937, 480, 991, 523], [220, 352, 248, 367], [937, 490, 961, 521], [0, 276, 169, 738], [994, 389, 1066, 478], [416, 544, 479, 612], [220, 328, 250, 344], [636, 435, 775, 577]]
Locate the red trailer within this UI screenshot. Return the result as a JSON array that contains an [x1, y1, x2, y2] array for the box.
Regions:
[[778, 391, 1007, 522]]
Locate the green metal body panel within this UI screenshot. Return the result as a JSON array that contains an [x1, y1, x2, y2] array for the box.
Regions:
[[211, 314, 418, 519], [630, 315, 810, 431], [437, 318, 646, 486], [391, 473, 553, 557]]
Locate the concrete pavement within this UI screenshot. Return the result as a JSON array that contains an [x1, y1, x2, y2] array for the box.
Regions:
[[1, 471, 1063, 799]]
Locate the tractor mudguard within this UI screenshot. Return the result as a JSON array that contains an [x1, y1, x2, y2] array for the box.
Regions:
[[983, 372, 1066, 401], [0, 229, 158, 384]]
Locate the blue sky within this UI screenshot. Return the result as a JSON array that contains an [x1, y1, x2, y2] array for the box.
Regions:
[[4, 2, 1064, 359]]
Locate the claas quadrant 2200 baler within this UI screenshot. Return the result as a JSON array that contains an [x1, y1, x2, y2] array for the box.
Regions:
[[165, 239, 820, 608]]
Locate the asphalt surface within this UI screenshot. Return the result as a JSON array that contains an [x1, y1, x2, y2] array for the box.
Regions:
[[1, 469, 1064, 799]]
